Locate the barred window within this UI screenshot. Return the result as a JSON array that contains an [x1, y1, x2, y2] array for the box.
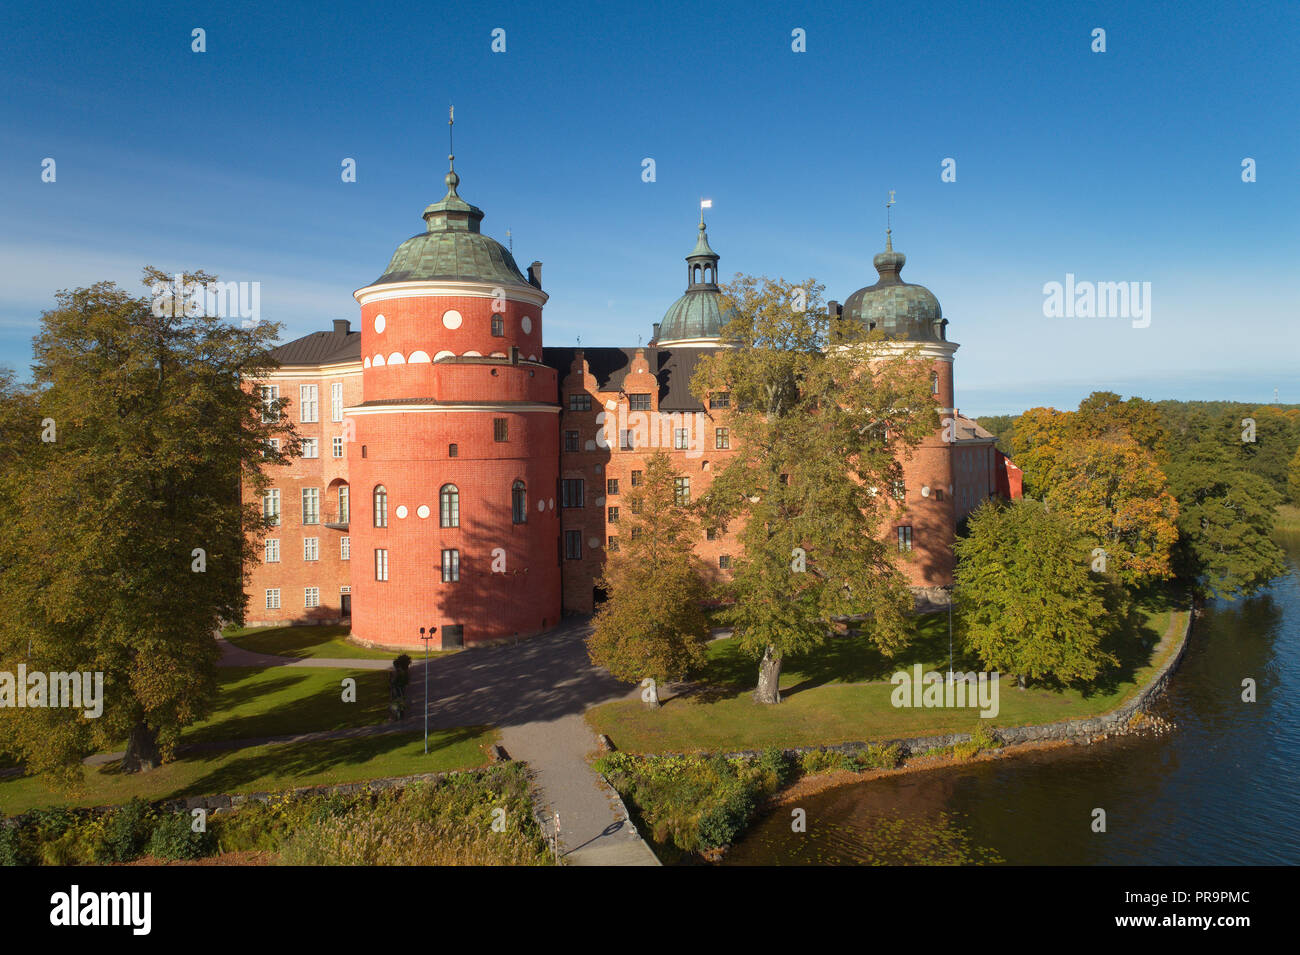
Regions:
[[512, 480, 527, 524], [491, 315, 505, 336], [441, 549, 460, 583], [568, 394, 592, 411], [564, 430, 580, 452], [561, 479, 585, 508], [897, 526, 913, 552], [494, 418, 508, 442], [564, 530, 582, 560], [628, 394, 651, 411]]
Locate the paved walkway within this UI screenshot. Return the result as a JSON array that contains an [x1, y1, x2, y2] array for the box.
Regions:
[[209, 620, 659, 865]]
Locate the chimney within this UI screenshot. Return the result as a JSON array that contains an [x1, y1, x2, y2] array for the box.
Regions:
[[652, 322, 661, 342], [827, 300, 840, 319], [333, 319, 351, 335], [528, 261, 543, 288]]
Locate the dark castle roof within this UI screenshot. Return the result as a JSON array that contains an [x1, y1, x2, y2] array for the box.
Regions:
[[267, 320, 361, 366], [542, 346, 714, 411]]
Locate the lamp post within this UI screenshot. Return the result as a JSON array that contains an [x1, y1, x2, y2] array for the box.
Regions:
[[419, 626, 437, 754]]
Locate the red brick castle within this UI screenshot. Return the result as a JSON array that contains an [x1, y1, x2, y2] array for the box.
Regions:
[[242, 160, 1018, 649]]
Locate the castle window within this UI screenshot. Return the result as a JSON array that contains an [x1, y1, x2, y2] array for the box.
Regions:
[[491, 315, 505, 337], [331, 382, 344, 422], [494, 418, 508, 442], [265, 539, 280, 563], [674, 477, 690, 505], [607, 536, 619, 552], [897, 526, 913, 552], [338, 485, 349, 523], [568, 394, 592, 412], [564, 430, 580, 452], [561, 478, 585, 508], [373, 485, 388, 527], [719, 555, 732, 569], [630, 470, 643, 487], [375, 548, 389, 581], [715, 428, 730, 450], [259, 385, 279, 422], [674, 428, 690, 450], [304, 537, 319, 561], [265, 588, 280, 610], [931, 371, 939, 395], [619, 430, 634, 451], [892, 480, 906, 501], [935, 488, 944, 502], [300, 384, 319, 423], [630, 526, 642, 539], [341, 537, 350, 561], [564, 530, 582, 560], [607, 478, 619, 495], [440, 484, 460, 527], [710, 392, 730, 409], [512, 481, 527, 524], [441, 549, 460, 583], [706, 528, 717, 541], [608, 506, 620, 523], [332, 436, 344, 458], [302, 487, 320, 525], [449, 443, 458, 457], [263, 489, 281, 526], [301, 437, 318, 459], [628, 393, 651, 411], [304, 587, 319, 608]]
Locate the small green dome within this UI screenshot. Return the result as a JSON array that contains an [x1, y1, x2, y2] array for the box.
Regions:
[[653, 218, 736, 344], [842, 237, 948, 342], [658, 289, 735, 342], [370, 164, 533, 289]]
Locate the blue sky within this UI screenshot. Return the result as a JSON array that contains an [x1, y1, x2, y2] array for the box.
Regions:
[[0, 0, 1295, 415]]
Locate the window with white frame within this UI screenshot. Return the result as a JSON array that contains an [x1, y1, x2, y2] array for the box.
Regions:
[[303, 537, 319, 561], [674, 428, 690, 450], [332, 436, 344, 458], [300, 384, 319, 423], [265, 588, 281, 610], [304, 587, 319, 608], [374, 548, 388, 581], [331, 382, 344, 421], [263, 489, 281, 526], [341, 536, 350, 561], [441, 548, 460, 583], [259, 385, 279, 422], [301, 437, 319, 459], [302, 487, 320, 524], [265, 538, 280, 563]]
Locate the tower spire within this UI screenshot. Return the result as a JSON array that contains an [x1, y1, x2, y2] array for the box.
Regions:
[[886, 189, 896, 251]]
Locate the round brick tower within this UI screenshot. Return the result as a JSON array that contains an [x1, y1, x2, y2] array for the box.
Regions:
[[346, 156, 561, 649], [840, 231, 958, 592]]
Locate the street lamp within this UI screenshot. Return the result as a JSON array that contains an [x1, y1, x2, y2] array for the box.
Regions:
[[419, 626, 437, 754]]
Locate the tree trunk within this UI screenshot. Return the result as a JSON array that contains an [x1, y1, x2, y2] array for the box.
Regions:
[[754, 646, 783, 704], [121, 722, 161, 774], [1016, 673, 1026, 690]]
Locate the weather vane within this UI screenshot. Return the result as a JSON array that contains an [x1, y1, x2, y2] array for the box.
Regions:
[[448, 105, 455, 167], [886, 190, 896, 247]]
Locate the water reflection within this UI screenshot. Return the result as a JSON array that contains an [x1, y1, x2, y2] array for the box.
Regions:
[[723, 533, 1300, 866]]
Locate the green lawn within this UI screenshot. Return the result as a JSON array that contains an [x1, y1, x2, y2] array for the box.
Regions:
[[1275, 504, 1300, 533], [588, 606, 1186, 754], [182, 667, 394, 744], [223, 624, 459, 661], [0, 728, 497, 816]]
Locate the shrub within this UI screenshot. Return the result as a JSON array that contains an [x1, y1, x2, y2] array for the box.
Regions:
[[0, 825, 29, 866], [145, 811, 213, 861], [98, 798, 155, 863]]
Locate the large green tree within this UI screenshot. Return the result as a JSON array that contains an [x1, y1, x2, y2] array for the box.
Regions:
[[692, 275, 936, 704], [586, 450, 710, 702], [1165, 438, 1285, 600], [0, 269, 295, 783], [954, 499, 1116, 687]]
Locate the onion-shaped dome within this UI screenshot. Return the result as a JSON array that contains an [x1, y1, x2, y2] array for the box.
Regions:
[[841, 234, 948, 342]]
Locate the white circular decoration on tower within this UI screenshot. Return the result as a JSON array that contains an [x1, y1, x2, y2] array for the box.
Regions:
[[374, 314, 386, 334], [588, 537, 599, 549], [537, 500, 545, 513], [417, 504, 430, 519], [442, 309, 462, 330], [548, 498, 554, 510], [364, 357, 371, 368], [521, 316, 533, 334], [395, 505, 408, 519], [921, 486, 931, 498]]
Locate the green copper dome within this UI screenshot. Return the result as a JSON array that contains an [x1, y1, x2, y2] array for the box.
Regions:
[[370, 164, 533, 289], [842, 236, 948, 342], [654, 219, 736, 344]]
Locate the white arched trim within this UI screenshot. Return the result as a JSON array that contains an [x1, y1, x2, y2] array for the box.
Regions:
[[387, 352, 406, 365], [409, 350, 431, 363], [372, 354, 385, 367]]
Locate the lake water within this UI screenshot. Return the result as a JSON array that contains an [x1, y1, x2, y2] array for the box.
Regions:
[[722, 533, 1300, 865]]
